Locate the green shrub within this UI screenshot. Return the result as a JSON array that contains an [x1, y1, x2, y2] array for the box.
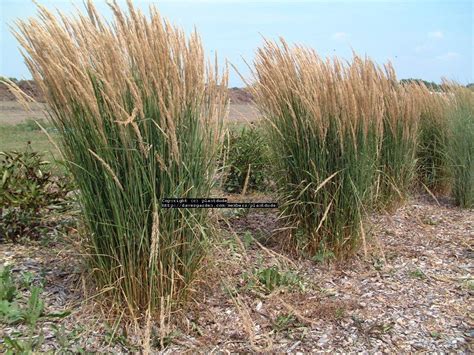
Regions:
[[449, 88, 474, 207], [0, 143, 72, 242], [13, 1, 227, 319], [222, 126, 270, 193]]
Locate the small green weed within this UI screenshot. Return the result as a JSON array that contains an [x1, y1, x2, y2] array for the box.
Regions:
[[243, 266, 304, 293], [461, 278, 474, 291], [19, 271, 35, 289], [372, 257, 385, 271], [273, 313, 297, 332], [0, 300, 23, 324], [430, 331, 442, 339], [23, 286, 44, 327], [312, 249, 335, 264], [3, 334, 44, 355], [1, 286, 46, 354], [51, 324, 86, 352], [0, 266, 17, 302], [334, 307, 345, 319], [409, 268, 426, 279], [0, 268, 71, 354], [242, 231, 254, 249]]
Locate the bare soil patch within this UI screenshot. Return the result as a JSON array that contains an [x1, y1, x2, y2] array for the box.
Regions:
[[0, 101, 48, 125]]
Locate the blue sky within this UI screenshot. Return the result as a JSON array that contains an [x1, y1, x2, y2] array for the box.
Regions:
[[1, 0, 472, 86]]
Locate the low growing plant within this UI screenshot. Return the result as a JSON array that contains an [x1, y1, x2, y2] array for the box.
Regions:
[[222, 125, 270, 193], [243, 265, 303, 293], [0, 266, 17, 303], [0, 143, 72, 242], [0, 268, 70, 354]]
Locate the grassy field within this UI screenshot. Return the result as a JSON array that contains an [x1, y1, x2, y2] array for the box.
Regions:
[[0, 101, 59, 157], [0, 120, 60, 161]]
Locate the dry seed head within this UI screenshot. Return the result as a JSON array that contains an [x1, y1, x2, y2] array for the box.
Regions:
[[14, 0, 228, 150], [250, 39, 386, 146]]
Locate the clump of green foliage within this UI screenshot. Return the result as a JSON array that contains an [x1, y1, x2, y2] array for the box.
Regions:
[[0, 266, 50, 353], [0, 266, 17, 303], [0, 143, 72, 242], [243, 265, 304, 294], [448, 87, 474, 208], [222, 126, 270, 193]]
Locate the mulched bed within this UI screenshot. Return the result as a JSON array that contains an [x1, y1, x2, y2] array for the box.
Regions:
[[1, 194, 472, 352]]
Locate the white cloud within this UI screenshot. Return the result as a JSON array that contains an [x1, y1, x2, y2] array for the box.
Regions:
[[415, 43, 430, 53], [436, 52, 461, 61], [428, 30, 444, 39], [415, 30, 445, 53], [331, 32, 349, 41]]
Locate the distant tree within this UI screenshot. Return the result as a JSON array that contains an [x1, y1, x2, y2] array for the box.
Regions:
[[400, 78, 442, 92], [0, 77, 19, 83]]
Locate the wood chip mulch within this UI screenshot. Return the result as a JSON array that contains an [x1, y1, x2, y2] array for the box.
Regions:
[[1, 194, 472, 353]]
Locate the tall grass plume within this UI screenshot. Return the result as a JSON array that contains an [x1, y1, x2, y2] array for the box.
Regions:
[[375, 69, 420, 208], [13, 0, 228, 321], [250, 39, 383, 258]]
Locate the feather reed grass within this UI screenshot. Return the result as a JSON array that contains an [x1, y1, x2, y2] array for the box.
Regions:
[[376, 68, 420, 208], [250, 39, 383, 258], [416, 84, 452, 194], [448, 86, 474, 207], [13, 0, 227, 321]]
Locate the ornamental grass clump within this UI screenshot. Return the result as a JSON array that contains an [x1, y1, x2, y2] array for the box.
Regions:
[[416, 84, 452, 194], [375, 67, 420, 208], [12, 0, 227, 319], [250, 39, 383, 258], [448, 86, 474, 208]]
